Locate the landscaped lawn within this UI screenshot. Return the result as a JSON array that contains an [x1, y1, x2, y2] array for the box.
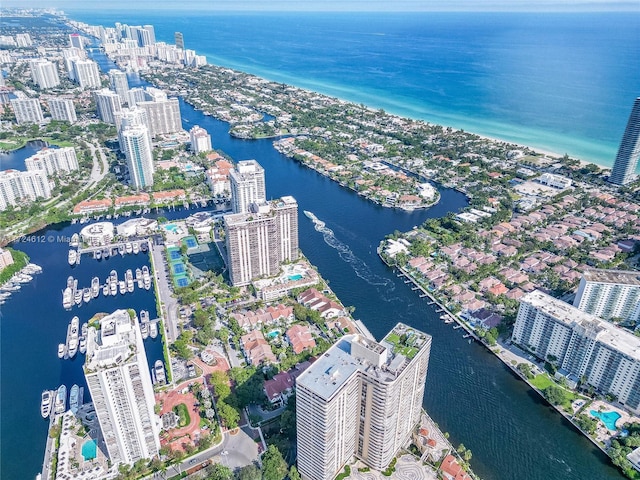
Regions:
[[530, 374, 553, 390], [173, 403, 191, 428]]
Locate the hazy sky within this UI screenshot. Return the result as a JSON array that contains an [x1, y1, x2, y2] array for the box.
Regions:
[[5, 0, 640, 12]]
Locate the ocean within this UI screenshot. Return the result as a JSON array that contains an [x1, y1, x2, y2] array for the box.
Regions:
[[67, 10, 640, 167]]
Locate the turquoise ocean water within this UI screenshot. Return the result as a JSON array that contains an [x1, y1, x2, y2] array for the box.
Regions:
[[67, 10, 640, 167]]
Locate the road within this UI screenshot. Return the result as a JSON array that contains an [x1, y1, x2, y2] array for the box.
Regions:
[[151, 242, 179, 342]]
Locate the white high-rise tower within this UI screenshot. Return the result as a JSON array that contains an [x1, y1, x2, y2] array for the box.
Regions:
[[121, 126, 154, 188], [84, 310, 160, 466], [229, 160, 266, 214]]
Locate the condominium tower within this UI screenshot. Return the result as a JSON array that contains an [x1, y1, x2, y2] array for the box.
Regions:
[[84, 310, 160, 466], [296, 324, 431, 480], [230, 159, 266, 214], [136, 88, 182, 137], [224, 196, 298, 286], [25, 147, 79, 176], [109, 69, 129, 104], [30, 59, 60, 89], [94, 88, 122, 124], [0, 169, 51, 210], [10, 98, 44, 124], [48, 98, 77, 123], [610, 97, 640, 186], [72, 59, 101, 89], [513, 290, 640, 413], [189, 125, 212, 155], [573, 269, 640, 324], [120, 126, 154, 188]]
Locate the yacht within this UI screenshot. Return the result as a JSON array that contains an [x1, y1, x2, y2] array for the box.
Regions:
[[140, 322, 149, 339], [67, 316, 79, 358], [140, 241, 148, 253], [68, 249, 77, 266], [62, 287, 73, 309], [140, 310, 149, 323], [142, 265, 151, 290], [110, 280, 117, 296], [118, 243, 125, 256], [149, 321, 158, 339], [79, 336, 87, 354], [110, 269, 118, 283], [154, 360, 166, 385], [69, 384, 80, 415], [57, 343, 66, 359], [102, 247, 110, 259], [82, 288, 91, 303], [125, 269, 134, 293], [91, 277, 100, 298], [102, 283, 110, 296], [95, 249, 102, 260], [54, 385, 66, 414], [41, 390, 53, 419], [125, 242, 133, 254], [132, 242, 140, 254], [119, 280, 126, 295], [82, 322, 88, 338], [74, 289, 82, 305], [136, 268, 143, 289], [70, 233, 79, 248]]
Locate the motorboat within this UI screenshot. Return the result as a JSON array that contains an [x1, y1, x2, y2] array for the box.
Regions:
[[82, 288, 91, 303], [67, 316, 79, 358], [125, 242, 133, 254], [63, 287, 73, 309], [140, 322, 149, 339], [68, 249, 77, 266], [57, 343, 66, 359], [118, 243, 125, 256], [91, 277, 100, 298], [54, 385, 66, 414], [119, 280, 126, 295], [149, 321, 158, 339], [154, 360, 166, 385], [126, 269, 134, 293], [70, 233, 79, 248], [69, 384, 80, 415], [133, 242, 139, 254], [41, 390, 53, 419], [74, 289, 82, 305]]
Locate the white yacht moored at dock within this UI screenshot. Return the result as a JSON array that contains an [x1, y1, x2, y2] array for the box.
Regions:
[[40, 390, 53, 419], [54, 385, 66, 414], [67, 249, 77, 266]]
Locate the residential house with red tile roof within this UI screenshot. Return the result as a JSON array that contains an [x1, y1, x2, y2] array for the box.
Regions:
[[286, 324, 316, 355]]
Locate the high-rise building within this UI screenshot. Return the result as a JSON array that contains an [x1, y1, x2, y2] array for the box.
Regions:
[[296, 324, 431, 480], [15, 33, 32, 47], [30, 59, 60, 89], [48, 98, 77, 123], [137, 89, 182, 137], [109, 69, 129, 104], [230, 159, 266, 214], [189, 125, 212, 155], [68, 33, 84, 49], [72, 59, 101, 89], [127, 87, 147, 107], [25, 147, 79, 176], [120, 126, 154, 188], [0, 169, 51, 210], [94, 88, 122, 125], [174, 32, 184, 50], [224, 196, 298, 286], [573, 269, 640, 324], [84, 310, 160, 466], [11, 98, 44, 124], [115, 107, 149, 135], [62, 47, 86, 81], [610, 97, 640, 186], [513, 290, 640, 413], [142, 25, 156, 45]]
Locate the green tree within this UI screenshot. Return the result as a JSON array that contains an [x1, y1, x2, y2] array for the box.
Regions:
[[543, 384, 570, 406], [206, 463, 233, 480], [261, 445, 288, 480], [217, 401, 240, 429], [288, 465, 301, 480], [236, 463, 261, 480]]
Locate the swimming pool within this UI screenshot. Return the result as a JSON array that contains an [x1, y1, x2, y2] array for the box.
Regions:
[[590, 410, 621, 431], [82, 439, 97, 461], [288, 274, 303, 281], [163, 224, 179, 233], [267, 330, 280, 339]]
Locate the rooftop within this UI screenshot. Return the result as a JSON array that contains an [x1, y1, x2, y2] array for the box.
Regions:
[[523, 290, 640, 362], [85, 309, 140, 371], [296, 323, 430, 401], [582, 268, 640, 287]]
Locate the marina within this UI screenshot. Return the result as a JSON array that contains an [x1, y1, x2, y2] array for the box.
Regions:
[[0, 263, 42, 305], [61, 267, 153, 308]]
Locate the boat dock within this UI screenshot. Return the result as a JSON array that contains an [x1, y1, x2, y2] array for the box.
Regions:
[[62, 267, 153, 308], [77, 239, 150, 259]]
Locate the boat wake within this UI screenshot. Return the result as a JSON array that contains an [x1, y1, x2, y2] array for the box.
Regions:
[[306, 211, 394, 289]]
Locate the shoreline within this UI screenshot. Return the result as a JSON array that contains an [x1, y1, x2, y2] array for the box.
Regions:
[[380, 253, 616, 468]]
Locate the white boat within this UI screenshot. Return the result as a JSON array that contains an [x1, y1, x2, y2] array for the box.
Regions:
[[67, 316, 79, 358], [41, 390, 53, 419], [70, 233, 79, 248], [67, 276, 74, 289], [69, 384, 80, 415], [140, 322, 149, 339], [140, 241, 148, 252], [68, 249, 77, 266], [119, 280, 126, 295], [54, 385, 66, 414], [82, 288, 91, 303], [110, 281, 117, 296], [125, 242, 133, 254], [140, 310, 149, 323], [118, 243, 125, 256], [74, 289, 82, 305], [57, 343, 66, 359], [79, 336, 87, 354], [95, 249, 102, 260], [126, 269, 134, 293], [62, 287, 73, 309], [110, 269, 118, 283], [103, 247, 110, 259], [149, 321, 158, 339], [133, 242, 140, 254], [142, 265, 151, 290], [82, 322, 88, 338], [91, 277, 100, 298], [102, 283, 110, 296], [154, 360, 166, 385]]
